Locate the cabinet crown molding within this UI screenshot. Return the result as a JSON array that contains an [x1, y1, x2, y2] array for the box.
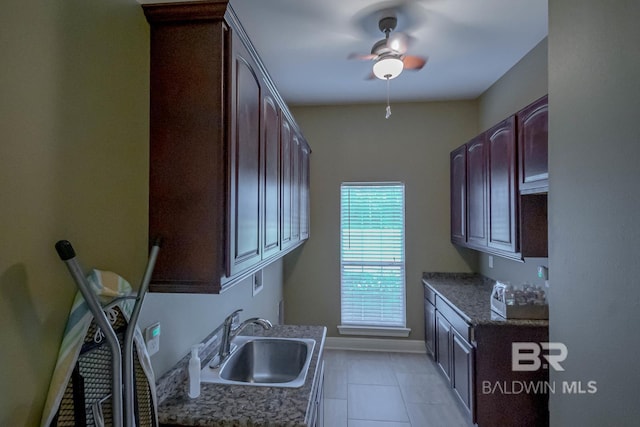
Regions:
[[143, 1, 230, 23]]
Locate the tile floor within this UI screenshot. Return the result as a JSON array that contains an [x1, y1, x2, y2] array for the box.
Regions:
[[322, 349, 472, 427]]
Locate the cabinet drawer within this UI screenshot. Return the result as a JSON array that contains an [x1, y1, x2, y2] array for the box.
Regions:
[[435, 296, 472, 342]]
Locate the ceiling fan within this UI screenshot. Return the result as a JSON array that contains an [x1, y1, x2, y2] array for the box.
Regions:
[[349, 16, 428, 81]]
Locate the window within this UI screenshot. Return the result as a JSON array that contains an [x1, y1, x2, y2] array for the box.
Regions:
[[339, 182, 408, 336]]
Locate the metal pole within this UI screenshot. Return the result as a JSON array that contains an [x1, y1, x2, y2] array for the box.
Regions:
[[123, 240, 160, 427], [55, 240, 123, 427]]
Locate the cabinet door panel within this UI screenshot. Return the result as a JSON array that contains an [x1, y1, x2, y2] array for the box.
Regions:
[[300, 142, 310, 240], [425, 299, 436, 357], [518, 95, 548, 193], [280, 119, 293, 248], [262, 93, 280, 258], [436, 312, 452, 380], [466, 134, 487, 248], [228, 46, 262, 275], [452, 329, 474, 416], [450, 145, 467, 244], [291, 135, 301, 242], [487, 116, 518, 253]]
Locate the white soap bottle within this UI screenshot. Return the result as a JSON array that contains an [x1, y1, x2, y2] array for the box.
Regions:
[[188, 344, 201, 398]]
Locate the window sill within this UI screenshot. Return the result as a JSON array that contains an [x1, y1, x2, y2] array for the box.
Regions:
[[337, 325, 411, 338]]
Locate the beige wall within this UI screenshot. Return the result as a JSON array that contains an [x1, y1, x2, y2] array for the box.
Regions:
[[476, 37, 550, 286], [285, 102, 479, 340], [548, 1, 640, 424], [1, 1, 149, 424], [138, 261, 283, 377], [0, 1, 283, 424], [479, 38, 548, 130]]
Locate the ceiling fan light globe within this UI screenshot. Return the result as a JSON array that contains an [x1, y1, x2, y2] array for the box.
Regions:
[[373, 56, 404, 80]]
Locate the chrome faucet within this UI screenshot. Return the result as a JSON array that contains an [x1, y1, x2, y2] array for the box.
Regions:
[[218, 309, 273, 363]]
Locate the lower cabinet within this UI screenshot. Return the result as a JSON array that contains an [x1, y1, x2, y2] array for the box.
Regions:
[[308, 359, 325, 427], [434, 308, 474, 419], [424, 281, 550, 427]]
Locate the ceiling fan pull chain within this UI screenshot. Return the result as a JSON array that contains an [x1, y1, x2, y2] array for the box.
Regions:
[[385, 76, 392, 119]]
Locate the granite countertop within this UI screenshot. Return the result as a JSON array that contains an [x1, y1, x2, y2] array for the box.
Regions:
[[422, 272, 549, 327], [156, 324, 327, 427]]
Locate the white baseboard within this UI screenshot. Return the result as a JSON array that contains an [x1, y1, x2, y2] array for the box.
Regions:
[[324, 336, 426, 354]]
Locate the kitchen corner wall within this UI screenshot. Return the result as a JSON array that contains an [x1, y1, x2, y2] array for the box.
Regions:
[[548, 1, 640, 424], [285, 101, 480, 340], [477, 38, 549, 286]]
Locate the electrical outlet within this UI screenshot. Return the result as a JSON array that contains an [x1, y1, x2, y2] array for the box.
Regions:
[[488, 255, 494, 268], [145, 322, 161, 356], [537, 265, 549, 280], [252, 270, 264, 296]]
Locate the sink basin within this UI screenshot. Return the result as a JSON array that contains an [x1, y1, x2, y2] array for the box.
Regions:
[[201, 336, 315, 388]]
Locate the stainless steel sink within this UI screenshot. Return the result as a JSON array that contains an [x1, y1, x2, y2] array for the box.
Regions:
[[201, 336, 315, 388]]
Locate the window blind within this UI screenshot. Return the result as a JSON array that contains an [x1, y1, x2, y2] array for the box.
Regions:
[[340, 183, 406, 328]]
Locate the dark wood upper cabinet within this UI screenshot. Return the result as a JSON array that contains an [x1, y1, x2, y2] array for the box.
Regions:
[[518, 95, 548, 194], [144, 4, 229, 293], [450, 145, 467, 245], [450, 96, 548, 260], [143, 1, 310, 293], [466, 134, 488, 249], [487, 116, 518, 255]]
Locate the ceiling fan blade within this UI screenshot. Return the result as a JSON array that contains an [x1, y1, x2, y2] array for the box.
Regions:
[[348, 52, 378, 61], [365, 72, 377, 80], [403, 55, 427, 70]]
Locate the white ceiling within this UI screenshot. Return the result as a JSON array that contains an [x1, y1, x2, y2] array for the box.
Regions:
[[228, 0, 548, 105]]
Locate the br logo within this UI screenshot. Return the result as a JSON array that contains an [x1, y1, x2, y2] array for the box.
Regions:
[[512, 342, 568, 371]]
